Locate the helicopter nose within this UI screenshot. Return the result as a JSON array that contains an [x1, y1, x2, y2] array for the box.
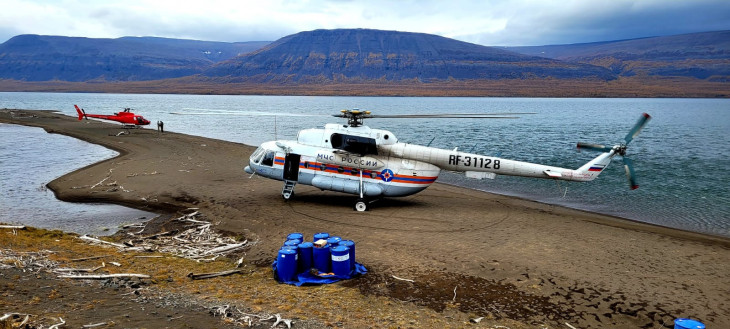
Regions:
[[244, 166, 253, 174]]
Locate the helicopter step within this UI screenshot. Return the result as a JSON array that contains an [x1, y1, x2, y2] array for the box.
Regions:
[[282, 180, 297, 200]]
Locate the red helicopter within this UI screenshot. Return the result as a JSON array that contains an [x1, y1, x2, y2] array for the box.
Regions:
[[74, 104, 151, 127]]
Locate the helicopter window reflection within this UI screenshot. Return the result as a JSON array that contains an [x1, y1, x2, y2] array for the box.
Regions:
[[330, 133, 378, 155], [261, 151, 275, 166]]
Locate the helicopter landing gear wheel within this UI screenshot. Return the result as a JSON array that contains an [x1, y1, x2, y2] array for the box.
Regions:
[[354, 199, 368, 212]]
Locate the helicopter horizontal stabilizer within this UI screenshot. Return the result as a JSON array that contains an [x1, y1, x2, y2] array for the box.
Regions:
[[543, 170, 562, 178]]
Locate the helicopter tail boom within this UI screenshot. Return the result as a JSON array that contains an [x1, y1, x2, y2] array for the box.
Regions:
[[380, 142, 617, 183], [74, 105, 86, 120]]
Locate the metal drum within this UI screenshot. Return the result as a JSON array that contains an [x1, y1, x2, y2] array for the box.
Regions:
[[674, 319, 705, 329], [313, 232, 329, 243], [283, 240, 300, 248], [313, 243, 331, 273], [297, 242, 314, 273], [338, 240, 356, 270], [287, 232, 303, 241], [276, 248, 297, 282], [330, 245, 351, 276], [326, 236, 342, 245]]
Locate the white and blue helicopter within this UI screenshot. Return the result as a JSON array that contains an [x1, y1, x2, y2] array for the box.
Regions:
[[244, 110, 650, 211]]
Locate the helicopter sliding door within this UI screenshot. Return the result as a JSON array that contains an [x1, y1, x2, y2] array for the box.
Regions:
[[283, 154, 301, 181]]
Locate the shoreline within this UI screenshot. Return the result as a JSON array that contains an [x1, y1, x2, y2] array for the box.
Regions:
[[2, 109, 729, 328], [438, 180, 730, 244]]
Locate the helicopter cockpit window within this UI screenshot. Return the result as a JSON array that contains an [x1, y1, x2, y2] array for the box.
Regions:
[[330, 133, 378, 155], [251, 147, 265, 164], [261, 151, 275, 167]]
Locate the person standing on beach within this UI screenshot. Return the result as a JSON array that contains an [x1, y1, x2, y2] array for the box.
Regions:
[[157, 120, 164, 132]]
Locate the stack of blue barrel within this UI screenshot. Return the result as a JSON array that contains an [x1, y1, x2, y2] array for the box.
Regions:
[[275, 232, 360, 284]]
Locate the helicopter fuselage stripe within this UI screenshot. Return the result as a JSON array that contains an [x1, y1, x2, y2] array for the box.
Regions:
[[271, 157, 437, 185]]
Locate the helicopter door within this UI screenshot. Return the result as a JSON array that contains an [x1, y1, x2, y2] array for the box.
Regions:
[[283, 154, 301, 181]]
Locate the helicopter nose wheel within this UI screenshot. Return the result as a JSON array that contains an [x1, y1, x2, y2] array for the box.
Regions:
[[354, 198, 368, 212]]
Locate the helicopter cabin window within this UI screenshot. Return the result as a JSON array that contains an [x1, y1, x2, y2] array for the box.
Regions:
[[261, 151, 275, 167], [330, 133, 378, 155]]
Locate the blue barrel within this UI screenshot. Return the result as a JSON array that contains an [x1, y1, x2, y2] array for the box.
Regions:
[[287, 232, 303, 241], [338, 240, 356, 269], [313, 232, 329, 242], [280, 245, 297, 250], [312, 243, 331, 273], [674, 318, 705, 329], [331, 245, 351, 276], [276, 248, 297, 282], [297, 242, 314, 273], [286, 238, 302, 245], [283, 240, 300, 248], [327, 236, 342, 245]]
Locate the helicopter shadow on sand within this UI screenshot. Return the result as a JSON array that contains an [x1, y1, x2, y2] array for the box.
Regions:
[[279, 190, 512, 233]]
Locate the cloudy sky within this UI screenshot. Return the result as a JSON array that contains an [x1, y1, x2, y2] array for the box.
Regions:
[[1, 0, 729, 46]]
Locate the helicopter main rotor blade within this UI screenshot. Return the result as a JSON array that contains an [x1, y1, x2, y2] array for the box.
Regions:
[[623, 157, 639, 190], [624, 113, 652, 145], [576, 142, 613, 153], [332, 112, 536, 118], [370, 114, 522, 119], [368, 113, 536, 119]]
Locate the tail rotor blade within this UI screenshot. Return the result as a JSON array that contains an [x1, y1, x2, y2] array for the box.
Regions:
[[623, 157, 639, 190], [577, 142, 613, 153], [624, 113, 651, 145]]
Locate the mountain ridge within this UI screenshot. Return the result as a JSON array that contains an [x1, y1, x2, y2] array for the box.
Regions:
[[203, 28, 615, 81], [0, 29, 727, 97], [0, 34, 269, 81], [506, 30, 730, 79]]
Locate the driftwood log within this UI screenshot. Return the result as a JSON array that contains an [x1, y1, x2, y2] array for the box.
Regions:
[[0, 225, 25, 229], [58, 273, 150, 279], [187, 269, 242, 280]]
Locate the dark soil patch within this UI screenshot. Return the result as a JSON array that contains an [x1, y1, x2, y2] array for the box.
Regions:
[[341, 267, 572, 324]]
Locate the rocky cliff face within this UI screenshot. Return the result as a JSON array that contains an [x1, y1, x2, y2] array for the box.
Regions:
[[203, 29, 616, 81]]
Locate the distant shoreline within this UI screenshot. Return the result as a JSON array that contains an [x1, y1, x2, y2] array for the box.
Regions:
[[1, 75, 728, 98]]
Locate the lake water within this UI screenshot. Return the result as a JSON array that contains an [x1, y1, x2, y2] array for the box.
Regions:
[[1, 92, 728, 238], [0, 122, 157, 235]]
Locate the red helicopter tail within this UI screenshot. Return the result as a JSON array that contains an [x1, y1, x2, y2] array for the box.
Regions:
[[74, 105, 86, 120]]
